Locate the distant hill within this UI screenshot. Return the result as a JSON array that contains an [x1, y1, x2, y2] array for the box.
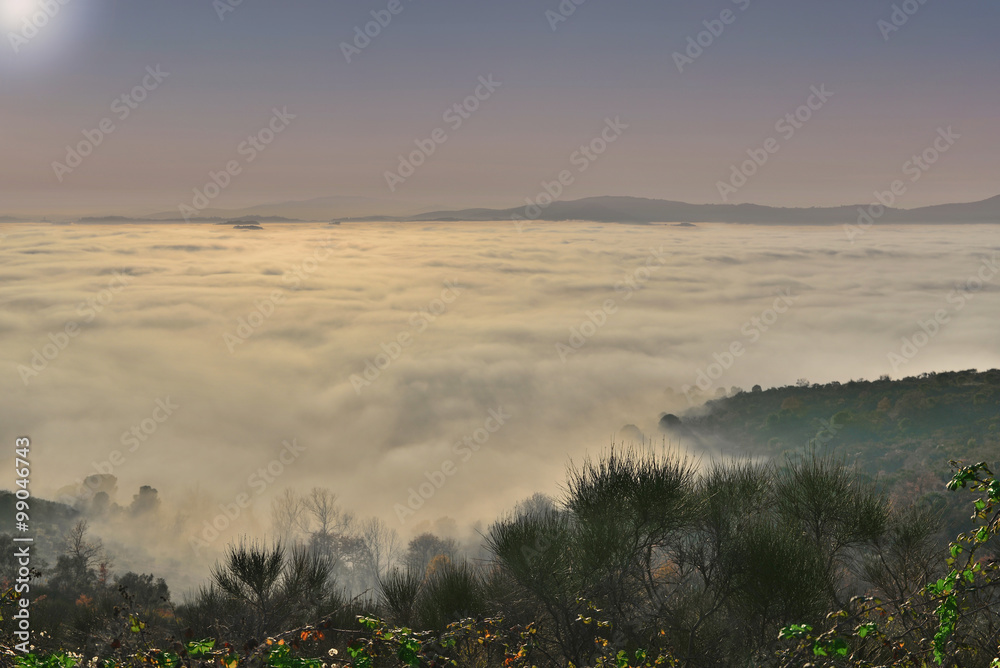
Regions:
[[7, 193, 1000, 226], [368, 194, 1000, 224], [0, 490, 79, 563]]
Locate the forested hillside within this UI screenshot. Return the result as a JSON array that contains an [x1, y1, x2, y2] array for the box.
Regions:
[[662, 369, 1000, 533]]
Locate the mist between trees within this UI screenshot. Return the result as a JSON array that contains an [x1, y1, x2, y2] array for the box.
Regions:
[[2, 445, 999, 667]]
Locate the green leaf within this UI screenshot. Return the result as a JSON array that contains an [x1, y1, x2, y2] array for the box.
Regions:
[[856, 623, 877, 638], [779, 623, 813, 640], [186, 639, 216, 658], [128, 614, 146, 634]]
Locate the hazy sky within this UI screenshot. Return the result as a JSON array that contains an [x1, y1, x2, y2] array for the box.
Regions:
[[1, 0, 998, 215]]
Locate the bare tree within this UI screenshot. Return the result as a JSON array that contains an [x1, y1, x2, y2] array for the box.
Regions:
[[513, 492, 558, 519], [359, 517, 400, 582], [271, 489, 306, 543], [50, 520, 109, 592], [65, 520, 106, 569], [301, 488, 354, 537]]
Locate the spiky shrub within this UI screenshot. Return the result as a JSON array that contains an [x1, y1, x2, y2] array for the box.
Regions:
[[378, 567, 423, 626], [486, 447, 700, 665], [565, 447, 698, 636], [486, 447, 928, 667], [207, 540, 335, 644], [726, 521, 829, 650], [416, 560, 485, 631], [774, 451, 890, 568], [859, 501, 941, 602], [486, 505, 593, 664]]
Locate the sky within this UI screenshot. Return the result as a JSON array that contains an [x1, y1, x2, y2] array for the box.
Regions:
[[1, 0, 998, 216]]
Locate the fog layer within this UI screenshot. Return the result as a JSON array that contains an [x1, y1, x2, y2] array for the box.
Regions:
[[2, 221, 998, 586]]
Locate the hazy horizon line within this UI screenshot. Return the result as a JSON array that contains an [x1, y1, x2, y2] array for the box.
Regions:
[[3, 190, 998, 223]]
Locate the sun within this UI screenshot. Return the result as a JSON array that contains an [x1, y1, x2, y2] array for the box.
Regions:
[[2, 0, 41, 28]]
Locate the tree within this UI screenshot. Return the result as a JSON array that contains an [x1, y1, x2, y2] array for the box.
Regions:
[[270, 489, 305, 544], [301, 488, 353, 538], [489, 447, 699, 666], [129, 486, 160, 516], [49, 521, 107, 593], [774, 452, 889, 606], [270, 487, 373, 592], [776, 461, 1000, 667], [512, 492, 557, 519], [781, 396, 803, 411], [292, 488, 357, 566], [358, 517, 400, 582], [404, 533, 458, 577], [115, 572, 170, 610], [659, 413, 682, 431]]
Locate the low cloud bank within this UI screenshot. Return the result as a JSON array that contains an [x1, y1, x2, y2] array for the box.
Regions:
[[2, 221, 998, 589]]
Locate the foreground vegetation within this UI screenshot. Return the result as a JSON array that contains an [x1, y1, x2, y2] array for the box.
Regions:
[[2, 447, 999, 667]]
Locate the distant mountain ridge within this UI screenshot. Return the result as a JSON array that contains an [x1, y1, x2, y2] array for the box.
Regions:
[[4, 194, 999, 225], [356, 194, 1000, 224]]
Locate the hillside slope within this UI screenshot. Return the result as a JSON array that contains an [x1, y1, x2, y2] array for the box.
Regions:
[[661, 368, 1000, 534]]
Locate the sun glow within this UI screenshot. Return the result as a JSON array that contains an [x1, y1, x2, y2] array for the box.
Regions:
[[2, 0, 41, 28]]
